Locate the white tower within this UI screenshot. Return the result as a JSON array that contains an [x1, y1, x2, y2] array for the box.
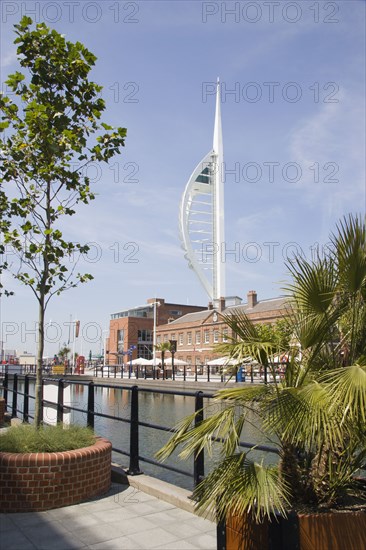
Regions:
[[179, 79, 225, 303]]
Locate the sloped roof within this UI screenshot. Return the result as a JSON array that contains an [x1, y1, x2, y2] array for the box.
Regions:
[[225, 296, 289, 315], [159, 296, 289, 329], [164, 310, 214, 326]]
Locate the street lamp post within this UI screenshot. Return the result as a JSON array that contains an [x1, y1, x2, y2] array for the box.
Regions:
[[150, 301, 160, 379], [129, 345, 136, 377], [169, 340, 177, 381]]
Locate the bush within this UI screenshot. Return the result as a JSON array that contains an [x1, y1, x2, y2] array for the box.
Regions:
[[0, 424, 95, 453]]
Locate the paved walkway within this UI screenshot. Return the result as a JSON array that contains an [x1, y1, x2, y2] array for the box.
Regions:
[[0, 484, 217, 550]]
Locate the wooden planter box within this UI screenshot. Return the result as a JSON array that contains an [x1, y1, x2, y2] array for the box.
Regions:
[[0, 437, 112, 512], [226, 509, 366, 550]]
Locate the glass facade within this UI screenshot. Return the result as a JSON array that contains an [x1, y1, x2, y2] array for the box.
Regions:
[[138, 329, 153, 342], [117, 329, 124, 354], [111, 307, 153, 319], [137, 344, 152, 360]]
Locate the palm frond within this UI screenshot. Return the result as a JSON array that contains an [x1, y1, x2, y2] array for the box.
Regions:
[[193, 453, 290, 523], [332, 213, 366, 295], [217, 310, 286, 366], [285, 255, 336, 315], [156, 403, 245, 462], [319, 363, 366, 425]]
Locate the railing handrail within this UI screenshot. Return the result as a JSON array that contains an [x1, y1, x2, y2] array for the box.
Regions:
[[1, 373, 280, 489]]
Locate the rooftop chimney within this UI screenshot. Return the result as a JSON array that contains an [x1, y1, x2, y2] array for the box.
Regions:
[[247, 290, 257, 308], [219, 297, 226, 312]]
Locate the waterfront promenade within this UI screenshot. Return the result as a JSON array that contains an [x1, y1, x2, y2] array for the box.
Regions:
[[0, 482, 217, 549]]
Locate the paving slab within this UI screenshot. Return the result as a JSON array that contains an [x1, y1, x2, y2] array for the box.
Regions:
[[0, 483, 217, 550]]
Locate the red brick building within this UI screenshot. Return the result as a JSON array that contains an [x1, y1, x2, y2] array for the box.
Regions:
[[155, 291, 289, 366], [106, 298, 206, 366]]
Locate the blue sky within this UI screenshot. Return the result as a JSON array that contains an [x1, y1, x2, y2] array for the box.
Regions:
[[1, 0, 365, 358]]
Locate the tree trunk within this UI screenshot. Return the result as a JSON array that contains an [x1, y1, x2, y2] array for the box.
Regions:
[[34, 298, 45, 427]]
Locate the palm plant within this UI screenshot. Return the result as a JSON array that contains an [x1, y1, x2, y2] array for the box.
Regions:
[[58, 345, 71, 362], [155, 341, 172, 377], [157, 214, 366, 523]]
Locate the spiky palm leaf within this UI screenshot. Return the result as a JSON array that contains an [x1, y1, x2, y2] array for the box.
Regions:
[[193, 454, 290, 523]]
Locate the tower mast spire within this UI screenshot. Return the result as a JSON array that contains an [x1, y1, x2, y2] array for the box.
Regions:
[[212, 78, 225, 301]]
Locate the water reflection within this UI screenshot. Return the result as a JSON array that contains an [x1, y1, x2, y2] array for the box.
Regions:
[[6, 380, 278, 491]]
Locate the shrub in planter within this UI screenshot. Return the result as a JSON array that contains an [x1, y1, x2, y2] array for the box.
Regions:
[[0, 424, 112, 512], [157, 214, 366, 549]]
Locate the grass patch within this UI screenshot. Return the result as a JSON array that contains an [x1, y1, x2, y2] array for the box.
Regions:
[[0, 423, 95, 453]]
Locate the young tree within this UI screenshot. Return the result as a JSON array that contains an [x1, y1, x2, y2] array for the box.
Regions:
[[0, 17, 126, 426]]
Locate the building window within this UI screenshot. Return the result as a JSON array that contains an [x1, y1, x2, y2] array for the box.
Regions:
[[213, 330, 219, 343], [186, 356, 192, 365], [117, 330, 125, 354], [170, 310, 182, 316], [195, 331, 201, 345], [204, 330, 210, 344], [138, 329, 153, 342], [171, 333, 176, 342], [223, 329, 228, 342], [164, 334, 169, 343], [179, 333, 183, 346], [137, 344, 152, 360], [187, 332, 192, 345], [157, 335, 161, 345]]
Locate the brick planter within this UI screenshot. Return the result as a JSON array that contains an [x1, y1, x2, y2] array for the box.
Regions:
[[0, 437, 112, 512]]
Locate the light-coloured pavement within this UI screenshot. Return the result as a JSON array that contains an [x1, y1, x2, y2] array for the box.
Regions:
[[0, 483, 217, 550]]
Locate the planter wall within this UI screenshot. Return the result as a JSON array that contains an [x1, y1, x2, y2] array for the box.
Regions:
[[0, 437, 112, 512], [226, 509, 366, 550]]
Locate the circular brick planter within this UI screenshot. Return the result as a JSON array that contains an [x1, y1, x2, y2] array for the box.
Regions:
[[0, 437, 112, 512]]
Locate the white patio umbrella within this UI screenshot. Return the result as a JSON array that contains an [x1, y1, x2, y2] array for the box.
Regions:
[[207, 356, 238, 366], [130, 357, 153, 366], [163, 357, 188, 366]]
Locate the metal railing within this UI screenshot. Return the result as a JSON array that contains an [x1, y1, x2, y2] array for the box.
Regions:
[[1, 373, 279, 489], [0, 362, 287, 384]]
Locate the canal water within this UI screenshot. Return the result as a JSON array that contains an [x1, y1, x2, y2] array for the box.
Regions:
[[5, 379, 278, 491]]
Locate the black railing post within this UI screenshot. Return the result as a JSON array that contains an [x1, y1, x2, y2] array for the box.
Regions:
[[128, 385, 142, 475], [251, 364, 254, 383], [193, 391, 204, 487], [3, 372, 9, 404], [23, 375, 29, 422], [12, 373, 18, 418], [216, 517, 227, 550], [207, 365, 210, 382], [195, 364, 198, 382], [57, 378, 64, 424], [87, 381, 95, 429], [183, 364, 186, 381]]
